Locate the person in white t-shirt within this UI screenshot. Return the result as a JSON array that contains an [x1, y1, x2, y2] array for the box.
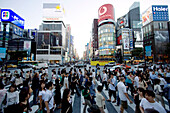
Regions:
[[140, 90, 166, 113], [117, 77, 133, 113], [38, 80, 46, 111], [44, 82, 54, 113], [107, 74, 116, 103], [102, 70, 108, 90]]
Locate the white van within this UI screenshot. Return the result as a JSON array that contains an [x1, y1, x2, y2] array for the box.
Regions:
[[35, 62, 48, 69]]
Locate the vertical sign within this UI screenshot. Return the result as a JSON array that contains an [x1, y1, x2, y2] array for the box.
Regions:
[[0, 48, 6, 58], [145, 45, 151, 56], [129, 29, 133, 50]]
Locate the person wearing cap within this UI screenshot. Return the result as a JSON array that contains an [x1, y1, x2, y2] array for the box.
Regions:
[[117, 77, 133, 113]]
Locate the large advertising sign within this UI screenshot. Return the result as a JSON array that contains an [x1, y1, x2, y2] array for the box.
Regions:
[[154, 31, 169, 54], [145, 46, 151, 56], [117, 14, 128, 28], [142, 7, 153, 26], [152, 5, 169, 21], [142, 5, 169, 26], [117, 35, 122, 45], [98, 4, 114, 22], [43, 3, 65, 21], [1, 9, 25, 29]]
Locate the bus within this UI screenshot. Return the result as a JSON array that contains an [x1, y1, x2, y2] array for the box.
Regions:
[[91, 58, 116, 66]]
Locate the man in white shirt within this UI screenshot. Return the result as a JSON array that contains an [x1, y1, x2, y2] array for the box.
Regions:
[[140, 90, 166, 113], [44, 82, 54, 113], [102, 70, 108, 90], [117, 77, 133, 113], [107, 74, 116, 103]]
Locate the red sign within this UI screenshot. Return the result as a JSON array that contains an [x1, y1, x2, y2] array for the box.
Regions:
[[98, 4, 114, 23], [117, 35, 122, 45]]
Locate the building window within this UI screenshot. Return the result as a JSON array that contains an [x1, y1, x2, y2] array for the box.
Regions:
[[37, 50, 48, 54], [158, 23, 163, 29]]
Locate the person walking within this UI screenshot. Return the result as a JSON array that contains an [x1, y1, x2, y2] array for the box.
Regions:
[[107, 73, 116, 103], [3, 84, 19, 113], [102, 70, 108, 90], [44, 82, 54, 113], [140, 90, 166, 113], [117, 77, 133, 113], [61, 88, 72, 113], [96, 85, 105, 113], [32, 72, 40, 105]]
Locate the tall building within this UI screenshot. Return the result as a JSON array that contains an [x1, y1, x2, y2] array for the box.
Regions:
[[0, 9, 36, 64], [98, 4, 116, 58], [116, 2, 143, 62], [92, 19, 98, 58], [142, 5, 169, 63], [36, 2, 66, 64], [128, 2, 143, 49]]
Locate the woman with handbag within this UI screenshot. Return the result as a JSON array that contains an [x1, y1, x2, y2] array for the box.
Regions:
[[3, 84, 19, 113], [61, 88, 72, 113]]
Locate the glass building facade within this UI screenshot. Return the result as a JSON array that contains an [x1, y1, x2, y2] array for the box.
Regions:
[[98, 21, 116, 57]]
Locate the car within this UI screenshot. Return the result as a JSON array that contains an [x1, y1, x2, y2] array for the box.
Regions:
[[120, 64, 131, 69], [110, 65, 123, 71], [49, 64, 60, 67], [104, 62, 116, 67], [7, 64, 17, 68], [74, 62, 86, 68], [17, 64, 33, 69], [134, 63, 150, 68], [35, 62, 48, 69]]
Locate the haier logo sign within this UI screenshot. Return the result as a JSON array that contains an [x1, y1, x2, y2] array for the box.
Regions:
[[153, 6, 168, 12], [152, 5, 169, 21], [2, 11, 10, 20], [1, 9, 25, 29]]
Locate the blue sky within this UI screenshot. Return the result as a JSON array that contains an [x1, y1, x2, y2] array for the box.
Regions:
[[0, 0, 170, 58]]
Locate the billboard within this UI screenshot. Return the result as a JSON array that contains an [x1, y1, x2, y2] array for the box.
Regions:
[[123, 38, 129, 50], [98, 4, 114, 22], [145, 45, 151, 56], [142, 7, 153, 26], [24, 41, 31, 50], [152, 5, 169, 21], [154, 31, 169, 54], [0, 48, 6, 58], [1, 9, 25, 29], [142, 5, 169, 26], [43, 3, 65, 21], [117, 35, 122, 45], [117, 14, 128, 28]]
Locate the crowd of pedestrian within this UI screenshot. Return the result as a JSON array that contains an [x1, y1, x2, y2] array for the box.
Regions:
[[0, 63, 169, 113]]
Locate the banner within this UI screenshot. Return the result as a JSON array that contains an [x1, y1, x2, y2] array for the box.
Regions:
[[0, 48, 6, 58], [24, 41, 31, 50]]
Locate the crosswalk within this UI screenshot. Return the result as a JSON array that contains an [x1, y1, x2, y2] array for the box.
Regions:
[[29, 80, 170, 113]]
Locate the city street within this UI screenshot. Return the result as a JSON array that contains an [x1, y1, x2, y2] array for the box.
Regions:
[[3, 64, 169, 113]]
